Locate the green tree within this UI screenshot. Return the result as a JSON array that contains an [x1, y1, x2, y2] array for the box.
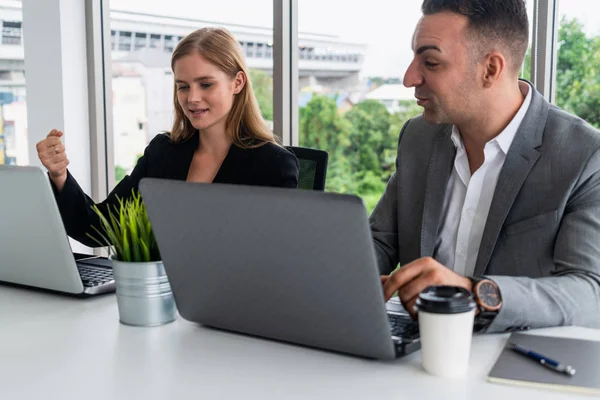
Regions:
[[299, 94, 354, 193], [342, 100, 393, 194], [344, 100, 390, 172], [298, 94, 423, 213], [556, 17, 600, 128], [248, 69, 273, 121], [523, 18, 600, 128]]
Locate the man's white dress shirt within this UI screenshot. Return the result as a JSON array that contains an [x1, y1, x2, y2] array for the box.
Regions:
[[434, 82, 533, 277]]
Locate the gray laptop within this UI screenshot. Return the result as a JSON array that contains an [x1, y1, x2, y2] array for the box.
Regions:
[[0, 165, 114, 296], [139, 178, 420, 360]]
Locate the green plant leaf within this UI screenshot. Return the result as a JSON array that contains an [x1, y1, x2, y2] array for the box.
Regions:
[[86, 190, 161, 262]]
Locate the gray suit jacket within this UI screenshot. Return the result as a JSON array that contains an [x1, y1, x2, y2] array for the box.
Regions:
[[370, 84, 600, 333]]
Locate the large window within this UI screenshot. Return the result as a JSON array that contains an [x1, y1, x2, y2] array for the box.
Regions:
[[96, 1, 576, 203], [556, 0, 600, 129], [108, 0, 274, 183], [0, 7, 27, 166]]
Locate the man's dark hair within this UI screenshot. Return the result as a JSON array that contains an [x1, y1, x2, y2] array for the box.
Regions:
[[422, 0, 529, 73]]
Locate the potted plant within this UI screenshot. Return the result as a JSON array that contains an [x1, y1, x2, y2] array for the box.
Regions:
[[88, 190, 176, 326]]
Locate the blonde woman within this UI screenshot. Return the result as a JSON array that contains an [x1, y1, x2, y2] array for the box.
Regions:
[[36, 27, 299, 246]]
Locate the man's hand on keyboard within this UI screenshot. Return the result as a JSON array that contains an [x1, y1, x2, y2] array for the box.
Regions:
[[380, 257, 473, 318]]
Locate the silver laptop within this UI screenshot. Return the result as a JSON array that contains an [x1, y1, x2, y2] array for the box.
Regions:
[[0, 165, 115, 296], [139, 178, 420, 360]]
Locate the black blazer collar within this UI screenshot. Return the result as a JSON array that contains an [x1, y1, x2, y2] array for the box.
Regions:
[[213, 142, 251, 184], [181, 130, 252, 184]]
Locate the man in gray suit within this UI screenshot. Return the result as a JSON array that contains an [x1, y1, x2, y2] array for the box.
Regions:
[[373, 0, 600, 333]]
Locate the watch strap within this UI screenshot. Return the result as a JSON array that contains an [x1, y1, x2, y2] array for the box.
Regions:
[[473, 311, 497, 332]]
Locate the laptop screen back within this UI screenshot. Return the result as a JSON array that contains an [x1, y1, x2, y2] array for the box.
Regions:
[[0, 165, 83, 293], [139, 178, 397, 359]]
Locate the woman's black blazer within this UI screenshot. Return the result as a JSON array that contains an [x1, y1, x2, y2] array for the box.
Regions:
[[52, 132, 299, 246]]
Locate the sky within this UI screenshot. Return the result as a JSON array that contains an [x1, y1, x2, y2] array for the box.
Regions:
[[111, 0, 600, 77]]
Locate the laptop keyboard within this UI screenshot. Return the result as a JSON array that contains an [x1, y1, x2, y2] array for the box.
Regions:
[[387, 313, 420, 340], [78, 265, 114, 288]]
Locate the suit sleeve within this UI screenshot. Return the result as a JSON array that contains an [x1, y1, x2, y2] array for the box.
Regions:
[[51, 134, 167, 247], [369, 120, 411, 275], [270, 147, 299, 188], [486, 146, 600, 333]]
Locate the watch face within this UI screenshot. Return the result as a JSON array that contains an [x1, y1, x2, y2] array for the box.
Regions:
[[477, 281, 502, 309]]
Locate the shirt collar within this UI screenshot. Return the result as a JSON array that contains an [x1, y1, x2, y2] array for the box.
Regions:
[[450, 125, 463, 150], [450, 81, 533, 154]]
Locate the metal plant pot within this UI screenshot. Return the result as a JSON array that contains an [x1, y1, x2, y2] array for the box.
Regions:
[[111, 259, 176, 327]]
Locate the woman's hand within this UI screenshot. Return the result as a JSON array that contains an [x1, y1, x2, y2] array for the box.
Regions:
[[36, 129, 69, 191]]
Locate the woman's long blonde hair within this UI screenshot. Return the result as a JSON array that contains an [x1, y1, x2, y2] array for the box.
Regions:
[[169, 27, 276, 147]]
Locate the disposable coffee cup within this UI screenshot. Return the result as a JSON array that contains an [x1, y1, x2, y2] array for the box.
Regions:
[[414, 285, 477, 378]]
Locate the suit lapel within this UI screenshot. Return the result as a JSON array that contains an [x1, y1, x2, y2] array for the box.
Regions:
[[421, 127, 455, 257], [473, 82, 548, 276], [473, 137, 540, 275]]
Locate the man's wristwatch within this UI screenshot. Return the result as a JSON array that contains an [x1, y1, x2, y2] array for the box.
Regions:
[[470, 277, 503, 332]]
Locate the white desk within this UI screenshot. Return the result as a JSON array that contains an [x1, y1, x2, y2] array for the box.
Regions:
[[1, 286, 598, 400]]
